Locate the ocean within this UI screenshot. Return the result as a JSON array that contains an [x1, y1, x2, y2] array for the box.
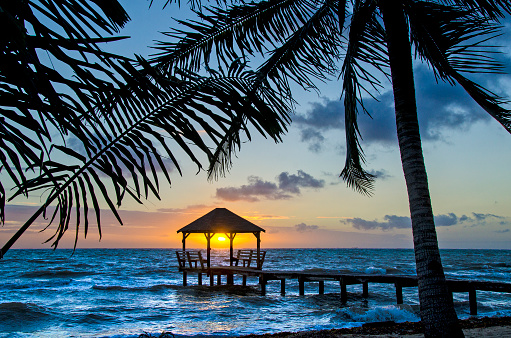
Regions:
[[1, 248, 510, 337]]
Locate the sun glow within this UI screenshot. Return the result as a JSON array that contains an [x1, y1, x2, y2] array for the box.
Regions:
[[217, 236, 226, 242]]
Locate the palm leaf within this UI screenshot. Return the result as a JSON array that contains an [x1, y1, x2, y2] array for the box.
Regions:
[[408, 1, 511, 132], [151, 0, 317, 74], [340, 0, 386, 195]]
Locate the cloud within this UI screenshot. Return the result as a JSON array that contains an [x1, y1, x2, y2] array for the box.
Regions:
[[383, 215, 412, 228], [216, 176, 288, 202], [245, 214, 290, 221], [343, 215, 411, 231], [343, 212, 511, 231], [157, 204, 212, 214], [278, 170, 325, 193], [435, 213, 458, 227], [294, 64, 494, 151], [300, 128, 325, 152], [216, 171, 325, 202], [495, 229, 510, 234], [367, 169, 392, 180], [294, 223, 319, 232], [472, 213, 504, 221], [459, 212, 505, 224]]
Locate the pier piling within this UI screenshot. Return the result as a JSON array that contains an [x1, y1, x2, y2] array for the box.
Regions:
[[178, 266, 511, 317]]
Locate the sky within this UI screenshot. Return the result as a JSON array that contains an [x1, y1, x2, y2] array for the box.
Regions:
[[2, 1, 511, 251]]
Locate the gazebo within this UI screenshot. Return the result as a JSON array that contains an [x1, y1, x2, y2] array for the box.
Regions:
[[177, 208, 266, 269]]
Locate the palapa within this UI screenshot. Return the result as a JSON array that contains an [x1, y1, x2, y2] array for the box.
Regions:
[[177, 208, 265, 268]]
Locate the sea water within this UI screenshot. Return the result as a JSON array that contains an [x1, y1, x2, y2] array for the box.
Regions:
[[1, 248, 510, 337]]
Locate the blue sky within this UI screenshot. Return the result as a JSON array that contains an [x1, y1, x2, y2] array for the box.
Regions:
[[2, 1, 511, 250]]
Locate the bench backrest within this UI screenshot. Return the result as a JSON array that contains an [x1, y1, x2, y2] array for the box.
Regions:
[[176, 250, 205, 270], [176, 251, 187, 269], [236, 250, 253, 261], [235, 249, 266, 268]]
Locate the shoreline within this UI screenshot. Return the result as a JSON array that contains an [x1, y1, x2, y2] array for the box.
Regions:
[[239, 316, 511, 337]]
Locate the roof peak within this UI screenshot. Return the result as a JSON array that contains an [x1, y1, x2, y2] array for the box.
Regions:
[[177, 208, 265, 234]]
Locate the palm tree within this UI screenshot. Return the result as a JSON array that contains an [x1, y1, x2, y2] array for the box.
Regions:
[[150, 0, 511, 336], [0, 1, 290, 256]]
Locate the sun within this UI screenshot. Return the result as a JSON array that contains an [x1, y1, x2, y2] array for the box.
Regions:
[[217, 236, 226, 242]]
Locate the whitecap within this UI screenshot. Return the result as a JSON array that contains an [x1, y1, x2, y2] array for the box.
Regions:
[[364, 266, 386, 274]]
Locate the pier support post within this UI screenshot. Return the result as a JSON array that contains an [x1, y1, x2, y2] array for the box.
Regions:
[[363, 281, 368, 297], [217, 274, 221, 285], [319, 281, 324, 295], [183, 271, 187, 286], [340, 279, 347, 303], [210, 272, 214, 286], [395, 283, 403, 304], [469, 289, 477, 315], [299, 277, 305, 296], [242, 275, 247, 286], [198, 273, 202, 286], [227, 274, 233, 285], [260, 276, 267, 296], [281, 279, 286, 296]]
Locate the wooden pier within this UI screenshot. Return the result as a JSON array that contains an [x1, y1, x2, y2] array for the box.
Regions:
[[180, 265, 511, 316]]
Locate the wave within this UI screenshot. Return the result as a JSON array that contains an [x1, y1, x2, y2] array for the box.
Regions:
[[333, 304, 420, 325], [0, 279, 72, 290], [92, 283, 179, 292], [364, 267, 387, 275], [338, 266, 410, 275], [0, 302, 56, 333], [21, 268, 93, 278]]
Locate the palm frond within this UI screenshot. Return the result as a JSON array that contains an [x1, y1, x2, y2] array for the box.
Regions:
[[150, 0, 316, 74], [454, 74, 511, 132], [2, 56, 291, 253], [340, 0, 386, 196], [257, 0, 342, 95], [204, 60, 292, 179], [408, 1, 511, 133], [0, 0, 132, 215], [440, 0, 511, 20], [408, 1, 504, 82]]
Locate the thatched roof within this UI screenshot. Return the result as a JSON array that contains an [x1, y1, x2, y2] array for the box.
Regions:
[[177, 208, 265, 234]]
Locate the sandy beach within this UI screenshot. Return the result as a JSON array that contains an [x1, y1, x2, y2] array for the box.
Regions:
[[240, 316, 511, 337]]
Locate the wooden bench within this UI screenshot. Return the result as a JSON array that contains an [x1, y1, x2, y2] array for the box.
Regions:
[[176, 250, 206, 271], [176, 250, 207, 286], [233, 249, 266, 269]]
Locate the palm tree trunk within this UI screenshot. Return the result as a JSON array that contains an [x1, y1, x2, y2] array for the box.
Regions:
[[379, 1, 463, 337]]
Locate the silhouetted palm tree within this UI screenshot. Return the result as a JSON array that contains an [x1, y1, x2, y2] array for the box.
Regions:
[[0, 1, 290, 255], [150, 0, 511, 336]]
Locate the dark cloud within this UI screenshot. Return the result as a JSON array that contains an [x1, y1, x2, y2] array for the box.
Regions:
[[435, 213, 458, 227], [215, 171, 325, 202], [278, 170, 325, 194], [459, 212, 505, 224], [367, 169, 392, 180], [344, 218, 387, 231], [383, 215, 412, 228], [343, 212, 510, 231], [294, 223, 319, 232], [495, 229, 510, 234], [300, 128, 325, 152], [473, 213, 504, 221], [343, 215, 411, 231], [294, 64, 494, 151], [216, 176, 288, 202]]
